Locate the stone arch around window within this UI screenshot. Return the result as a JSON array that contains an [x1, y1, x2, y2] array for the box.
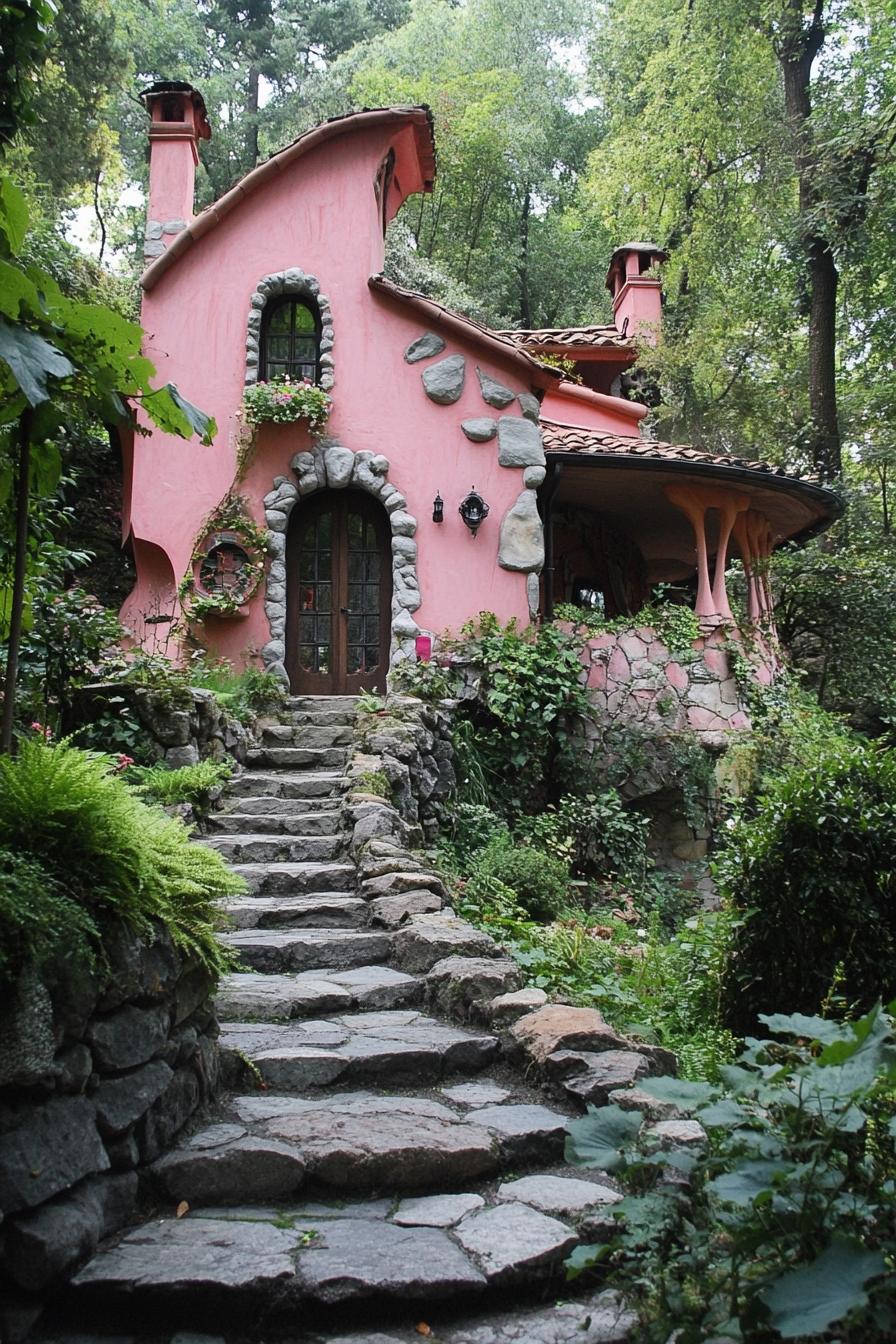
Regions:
[[260, 443, 422, 687], [245, 270, 335, 393]]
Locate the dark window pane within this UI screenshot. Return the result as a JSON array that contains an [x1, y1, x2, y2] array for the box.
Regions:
[[348, 552, 363, 582], [347, 646, 362, 673], [268, 336, 290, 360], [317, 551, 331, 581], [269, 305, 292, 333], [362, 584, 378, 614], [366, 616, 380, 643], [299, 644, 314, 670], [300, 613, 315, 642], [348, 615, 363, 642], [317, 615, 330, 643], [366, 553, 381, 581], [318, 513, 332, 546], [299, 552, 314, 582], [365, 647, 380, 670], [317, 583, 331, 612], [348, 583, 363, 609], [347, 513, 363, 544]]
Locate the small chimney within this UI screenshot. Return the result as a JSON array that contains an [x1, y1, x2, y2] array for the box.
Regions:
[[140, 82, 211, 261], [605, 242, 667, 343]]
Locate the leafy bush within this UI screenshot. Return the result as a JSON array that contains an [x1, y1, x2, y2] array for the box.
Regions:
[[16, 587, 124, 732], [441, 802, 509, 869], [0, 738, 242, 980], [0, 847, 98, 990], [465, 833, 571, 921], [127, 759, 232, 807], [554, 596, 701, 660], [516, 791, 650, 882], [566, 1004, 896, 1342], [716, 739, 896, 1032]]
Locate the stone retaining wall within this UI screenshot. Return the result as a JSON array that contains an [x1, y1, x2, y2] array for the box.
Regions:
[[347, 696, 456, 842], [71, 684, 251, 767], [583, 621, 777, 741], [0, 921, 219, 1332]]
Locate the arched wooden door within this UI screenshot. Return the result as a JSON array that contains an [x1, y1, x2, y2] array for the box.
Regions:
[[285, 491, 392, 695]]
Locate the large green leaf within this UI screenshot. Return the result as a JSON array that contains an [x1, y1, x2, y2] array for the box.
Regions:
[[565, 1242, 610, 1279], [0, 316, 74, 405], [565, 1104, 643, 1171], [145, 383, 217, 445], [759, 1011, 847, 1045], [0, 178, 28, 255], [637, 1076, 716, 1111], [0, 261, 41, 320], [761, 1238, 886, 1338], [708, 1159, 794, 1207]]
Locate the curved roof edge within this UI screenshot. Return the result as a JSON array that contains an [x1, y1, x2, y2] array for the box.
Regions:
[[369, 275, 563, 391], [497, 324, 636, 356], [141, 106, 436, 292], [541, 419, 844, 542]]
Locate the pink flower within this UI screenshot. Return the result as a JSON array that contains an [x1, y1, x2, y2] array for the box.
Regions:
[[115, 754, 135, 772], [31, 722, 52, 739]]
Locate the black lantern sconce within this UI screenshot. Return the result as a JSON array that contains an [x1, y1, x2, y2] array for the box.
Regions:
[[432, 491, 444, 524], [458, 488, 490, 537]]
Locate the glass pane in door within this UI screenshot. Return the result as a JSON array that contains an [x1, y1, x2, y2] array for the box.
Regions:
[[345, 505, 383, 677], [297, 511, 332, 675]]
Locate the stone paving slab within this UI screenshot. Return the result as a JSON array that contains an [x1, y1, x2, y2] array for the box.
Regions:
[[496, 1173, 623, 1217], [218, 896, 366, 931], [204, 834, 344, 865], [453, 1202, 578, 1283], [296, 1218, 487, 1303], [218, 927, 389, 974], [207, 809, 342, 836], [222, 773, 343, 802], [226, 862, 356, 896]]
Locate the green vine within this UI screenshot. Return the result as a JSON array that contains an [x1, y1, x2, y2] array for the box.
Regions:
[[179, 493, 271, 623], [554, 598, 701, 661]]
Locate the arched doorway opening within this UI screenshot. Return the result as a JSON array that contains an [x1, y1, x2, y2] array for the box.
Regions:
[[285, 490, 392, 695]]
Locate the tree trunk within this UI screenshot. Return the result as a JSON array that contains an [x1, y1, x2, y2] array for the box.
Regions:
[[776, 0, 841, 480], [246, 66, 260, 170], [1, 411, 32, 754], [519, 189, 532, 328]]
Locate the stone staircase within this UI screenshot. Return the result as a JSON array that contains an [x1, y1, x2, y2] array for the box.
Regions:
[[48, 696, 642, 1343]]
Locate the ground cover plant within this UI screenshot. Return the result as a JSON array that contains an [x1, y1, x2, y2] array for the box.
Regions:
[[0, 734, 241, 982], [565, 1004, 896, 1343], [126, 759, 232, 810]]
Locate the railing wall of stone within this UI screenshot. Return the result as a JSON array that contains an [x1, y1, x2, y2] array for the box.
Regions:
[[582, 621, 778, 741], [0, 922, 218, 1334], [70, 684, 251, 767]]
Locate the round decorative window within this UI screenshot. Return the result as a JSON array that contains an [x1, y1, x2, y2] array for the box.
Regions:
[[196, 531, 253, 602]]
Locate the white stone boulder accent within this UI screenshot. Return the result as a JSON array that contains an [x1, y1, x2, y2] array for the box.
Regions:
[[498, 489, 544, 573], [518, 392, 541, 422], [461, 418, 497, 442]]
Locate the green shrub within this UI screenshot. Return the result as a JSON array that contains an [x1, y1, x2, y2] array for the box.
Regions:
[[516, 791, 650, 882], [354, 769, 391, 799], [127, 759, 232, 807], [0, 737, 242, 980], [716, 738, 896, 1032], [441, 802, 509, 869], [467, 833, 571, 921], [0, 847, 99, 989], [567, 1004, 896, 1342]]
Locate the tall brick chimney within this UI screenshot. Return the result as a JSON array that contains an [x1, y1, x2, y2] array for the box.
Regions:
[[140, 82, 211, 261], [605, 242, 667, 343]]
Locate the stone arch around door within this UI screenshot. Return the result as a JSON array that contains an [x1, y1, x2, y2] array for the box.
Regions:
[[260, 442, 423, 690]]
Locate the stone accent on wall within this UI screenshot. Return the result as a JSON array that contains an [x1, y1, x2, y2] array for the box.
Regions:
[[422, 355, 466, 405], [498, 488, 545, 573], [461, 417, 497, 442], [143, 219, 188, 259], [261, 446, 424, 683], [404, 331, 446, 363], [0, 921, 218, 1316], [496, 415, 546, 468], [518, 392, 541, 423], [244, 270, 335, 393], [476, 368, 516, 408]]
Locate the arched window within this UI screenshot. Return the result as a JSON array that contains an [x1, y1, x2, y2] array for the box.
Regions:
[[262, 297, 321, 384]]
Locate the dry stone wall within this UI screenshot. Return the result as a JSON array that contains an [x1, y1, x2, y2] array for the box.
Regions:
[[71, 684, 251, 768], [0, 922, 219, 1329]]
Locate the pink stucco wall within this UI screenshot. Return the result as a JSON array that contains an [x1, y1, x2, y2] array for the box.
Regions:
[[123, 120, 538, 664]]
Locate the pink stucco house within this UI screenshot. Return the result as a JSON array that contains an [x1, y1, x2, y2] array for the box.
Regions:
[[123, 85, 839, 699]]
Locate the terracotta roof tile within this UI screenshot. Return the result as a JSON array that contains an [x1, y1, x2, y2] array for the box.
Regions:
[[498, 325, 633, 353], [541, 420, 819, 483]]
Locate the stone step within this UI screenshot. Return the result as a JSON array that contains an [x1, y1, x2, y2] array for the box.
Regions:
[[245, 745, 349, 771], [228, 861, 356, 895], [207, 809, 342, 836], [224, 771, 343, 801], [218, 1010, 499, 1091], [278, 707, 359, 728], [287, 694, 359, 711], [215, 965, 423, 1021], [219, 894, 367, 931], [219, 926, 390, 974], [203, 833, 345, 864], [259, 723, 356, 748]]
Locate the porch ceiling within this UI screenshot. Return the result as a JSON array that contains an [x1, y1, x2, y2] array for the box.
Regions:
[[545, 456, 839, 582]]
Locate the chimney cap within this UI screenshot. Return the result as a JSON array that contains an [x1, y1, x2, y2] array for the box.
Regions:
[[605, 242, 668, 292], [140, 81, 211, 139]]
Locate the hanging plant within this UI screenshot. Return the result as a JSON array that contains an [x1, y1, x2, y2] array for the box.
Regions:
[[242, 377, 331, 430], [179, 496, 270, 622]]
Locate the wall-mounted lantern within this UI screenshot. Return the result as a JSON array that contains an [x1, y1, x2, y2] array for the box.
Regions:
[[432, 491, 444, 524], [458, 488, 489, 537]]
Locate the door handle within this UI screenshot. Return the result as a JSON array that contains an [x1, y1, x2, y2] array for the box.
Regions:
[[340, 607, 352, 615]]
